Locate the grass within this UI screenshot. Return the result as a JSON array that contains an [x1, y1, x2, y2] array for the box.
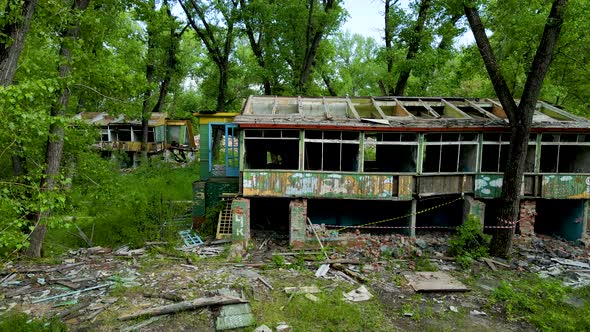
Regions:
[[489, 273, 590, 331], [0, 312, 68, 332], [250, 285, 395, 331]]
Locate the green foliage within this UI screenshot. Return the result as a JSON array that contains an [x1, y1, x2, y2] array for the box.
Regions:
[[271, 254, 286, 268], [449, 214, 490, 268], [200, 200, 225, 237], [491, 276, 590, 331], [0, 312, 67, 332], [415, 255, 438, 272], [63, 158, 198, 249]]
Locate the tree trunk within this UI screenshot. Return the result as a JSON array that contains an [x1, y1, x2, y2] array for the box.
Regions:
[[297, 0, 336, 95], [384, 0, 394, 95], [26, 0, 91, 257], [464, 0, 567, 257], [0, 0, 38, 86], [322, 73, 337, 96], [393, 0, 430, 96]]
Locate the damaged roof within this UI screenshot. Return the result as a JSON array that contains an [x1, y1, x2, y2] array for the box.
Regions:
[[75, 112, 168, 127], [234, 96, 590, 131]]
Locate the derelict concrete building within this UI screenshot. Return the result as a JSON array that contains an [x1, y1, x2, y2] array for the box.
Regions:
[[193, 96, 590, 246]]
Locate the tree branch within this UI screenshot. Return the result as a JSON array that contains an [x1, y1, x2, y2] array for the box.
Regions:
[[464, 3, 518, 123], [518, 0, 568, 118]]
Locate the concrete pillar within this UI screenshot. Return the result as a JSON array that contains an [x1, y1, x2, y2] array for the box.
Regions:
[[462, 195, 485, 230], [231, 198, 250, 244], [518, 200, 536, 238], [289, 199, 307, 248], [410, 200, 417, 237]]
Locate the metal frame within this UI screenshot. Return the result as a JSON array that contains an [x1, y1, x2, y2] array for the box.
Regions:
[[422, 133, 479, 174], [208, 122, 239, 177]]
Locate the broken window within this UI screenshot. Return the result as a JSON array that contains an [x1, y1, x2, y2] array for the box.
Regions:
[[481, 133, 537, 173], [363, 133, 417, 173], [423, 133, 478, 173], [116, 127, 131, 141], [304, 131, 359, 172], [244, 129, 299, 170], [100, 128, 110, 142], [540, 133, 590, 173]]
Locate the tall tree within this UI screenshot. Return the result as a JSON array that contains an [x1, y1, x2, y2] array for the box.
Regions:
[[464, 0, 567, 257], [0, 0, 37, 86], [393, 0, 431, 96], [26, 0, 91, 257], [179, 0, 239, 112]]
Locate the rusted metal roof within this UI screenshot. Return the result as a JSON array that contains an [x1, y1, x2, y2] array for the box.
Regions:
[[75, 112, 168, 127], [233, 96, 590, 130]]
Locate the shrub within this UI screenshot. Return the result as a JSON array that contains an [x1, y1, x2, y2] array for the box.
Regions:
[[449, 214, 490, 268]]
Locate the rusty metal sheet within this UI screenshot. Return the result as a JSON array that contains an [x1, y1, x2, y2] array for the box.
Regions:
[[242, 171, 403, 200], [542, 175, 590, 199]]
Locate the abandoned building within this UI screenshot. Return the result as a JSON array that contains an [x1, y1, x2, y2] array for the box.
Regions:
[[192, 96, 590, 246], [76, 112, 197, 166]]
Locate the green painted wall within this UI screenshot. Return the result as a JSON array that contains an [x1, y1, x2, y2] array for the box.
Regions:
[[242, 171, 407, 200], [542, 175, 590, 199], [231, 198, 250, 241]]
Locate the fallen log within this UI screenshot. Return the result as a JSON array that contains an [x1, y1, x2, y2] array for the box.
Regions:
[[118, 295, 246, 321], [332, 264, 367, 283]]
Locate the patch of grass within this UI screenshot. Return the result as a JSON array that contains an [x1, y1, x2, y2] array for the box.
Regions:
[[414, 255, 438, 272], [490, 274, 590, 331], [271, 254, 286, 268], [0, 312, 68, 332], [251, 284, 395, 331]]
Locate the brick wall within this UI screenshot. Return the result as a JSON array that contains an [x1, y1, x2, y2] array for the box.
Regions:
[[518, 200, 536, 237]]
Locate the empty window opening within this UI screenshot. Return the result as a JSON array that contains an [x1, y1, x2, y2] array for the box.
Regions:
[[481, 133, 536, 173], [363, 133, 417, 173], [535, 200, 585, 241], [423, 133, 478, 173], [116, 127, 131, 141], [559, 146, 590, 172], [540, 133, 590, 173], [250, 198, 290, 234], [244, 129, 299, 170], [307, 199, 412, 236], [304, 131, 359, 172]]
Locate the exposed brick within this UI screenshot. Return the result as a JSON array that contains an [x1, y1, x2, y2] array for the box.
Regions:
[[518, 200, 536, 238]]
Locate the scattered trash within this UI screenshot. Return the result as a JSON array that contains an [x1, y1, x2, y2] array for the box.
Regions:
[[276, 322, 292, 332], [118, 295, 246, 321], [305, 293, 319, 302], [253, 324, 273, 332], [342, 285, 373, 302], [470, 310, 487, 316], [284, 286, 320, 294], [215, 289, 255, 330], [178, 229, 204, 247], [449, 305, 459, 313], [315, 264, 330, 278]]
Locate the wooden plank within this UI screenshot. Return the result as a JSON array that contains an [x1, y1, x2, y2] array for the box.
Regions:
[[403, 272, 469, 293]]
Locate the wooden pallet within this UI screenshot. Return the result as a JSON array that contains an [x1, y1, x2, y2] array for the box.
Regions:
[[216, 197, 234, 240]]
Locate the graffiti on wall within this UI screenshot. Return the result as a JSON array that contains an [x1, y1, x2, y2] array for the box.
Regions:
[[543, 175, 590, 199]]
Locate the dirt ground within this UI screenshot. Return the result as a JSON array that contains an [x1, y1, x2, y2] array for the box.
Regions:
[[1, 231, 588, 331]]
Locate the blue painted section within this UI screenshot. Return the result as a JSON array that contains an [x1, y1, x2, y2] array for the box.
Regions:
[[225, 124, 239, 177], [208, 122, 239, 177], [178, 230, 204, 246]]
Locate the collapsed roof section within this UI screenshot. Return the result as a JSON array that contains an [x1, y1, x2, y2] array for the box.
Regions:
[[234, 96, 589, 130], [74, 112, 168, 127]]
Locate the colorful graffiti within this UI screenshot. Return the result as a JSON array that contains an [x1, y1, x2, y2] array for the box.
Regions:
[[242, 171, 412, 200], [542, 175, 590, 199]]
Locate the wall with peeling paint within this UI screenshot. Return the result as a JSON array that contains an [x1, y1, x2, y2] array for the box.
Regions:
[[242, 171, 413, 200]]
